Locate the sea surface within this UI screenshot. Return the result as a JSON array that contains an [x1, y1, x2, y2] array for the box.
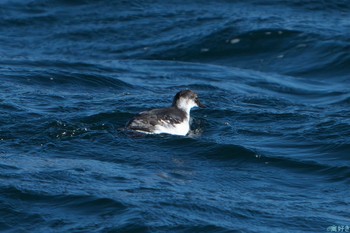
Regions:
[[1, 0, 350, 232]]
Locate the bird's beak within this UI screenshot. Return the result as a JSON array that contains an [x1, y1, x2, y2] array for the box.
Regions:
[[195, 98, 206, 108]]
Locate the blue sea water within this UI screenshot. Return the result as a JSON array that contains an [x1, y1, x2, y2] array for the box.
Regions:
[[1, 0, 350, 232]]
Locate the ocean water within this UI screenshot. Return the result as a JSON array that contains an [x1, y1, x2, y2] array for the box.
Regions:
[[1, 0, 350, 232]]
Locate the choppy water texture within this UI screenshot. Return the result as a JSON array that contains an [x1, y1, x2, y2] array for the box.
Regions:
[[1, 0, 350, 232]]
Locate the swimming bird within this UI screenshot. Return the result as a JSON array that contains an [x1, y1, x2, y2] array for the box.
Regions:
[[126, 90, 206, 136]]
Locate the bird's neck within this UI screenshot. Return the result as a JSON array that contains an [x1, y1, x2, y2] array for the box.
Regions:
[[174, 100, 194, 116]]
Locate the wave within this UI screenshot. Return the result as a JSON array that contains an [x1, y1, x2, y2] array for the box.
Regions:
[[3, 69, 132, 90], [0, 185, 132, 232], [282, 0, 350, 12], [33, 72, 132, 89], [203, 140, 350, 183], [0, 186, 126, 210], [129, 20, 349, 81], [2, 0, 349, 81], [153, 135, 350, 183]]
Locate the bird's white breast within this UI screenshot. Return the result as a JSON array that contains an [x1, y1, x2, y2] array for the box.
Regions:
[[153, 119, 190, 136]]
